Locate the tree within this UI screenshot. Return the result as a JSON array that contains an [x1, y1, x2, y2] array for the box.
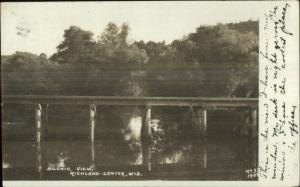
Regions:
[[2, 51, 57, 95], [99, 22, 128, 48], [172, 22, 258, 97], [92, 23, 149, 96], [51, 26, 96, 64], [95, 22, 148, 65]]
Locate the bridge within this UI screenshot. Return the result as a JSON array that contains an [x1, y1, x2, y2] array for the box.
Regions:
[[1, 95, 258, 175]]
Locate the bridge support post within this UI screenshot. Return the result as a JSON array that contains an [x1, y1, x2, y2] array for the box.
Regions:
[[196, 109, 207, 139], [91, 141, 96, 170], [142, 105, 151, 172], [90, 104, 97, 142], [251, 108, 257, 139], [199, 142, 207, 169], [37, 142, 43, 178], [35, 104, 43, 178], [35, 104, 42, 142], [251, 138, 258, 168], [195, 108, 207, 168], [240, 110, 250, 137]]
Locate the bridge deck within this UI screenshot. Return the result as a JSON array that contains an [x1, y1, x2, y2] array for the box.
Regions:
[[2, 95, 258, 107]]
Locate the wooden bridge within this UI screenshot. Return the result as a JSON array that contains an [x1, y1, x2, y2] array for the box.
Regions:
[[2, 95, 258, 175]]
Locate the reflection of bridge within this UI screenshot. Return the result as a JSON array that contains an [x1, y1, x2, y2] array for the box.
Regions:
[[2, 95, 258, 176]]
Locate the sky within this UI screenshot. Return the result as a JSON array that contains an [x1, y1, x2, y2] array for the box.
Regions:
[[1, 1, 263, 57]]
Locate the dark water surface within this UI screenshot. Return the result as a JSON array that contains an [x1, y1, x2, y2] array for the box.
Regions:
[[2, 138, 257, 180], [2, 105, 258, 180]]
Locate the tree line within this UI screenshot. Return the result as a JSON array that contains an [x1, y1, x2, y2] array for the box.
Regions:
[[1, 20, 258, 98]]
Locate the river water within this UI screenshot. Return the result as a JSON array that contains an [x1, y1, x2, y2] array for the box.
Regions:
[[2, 105, 258, 180]]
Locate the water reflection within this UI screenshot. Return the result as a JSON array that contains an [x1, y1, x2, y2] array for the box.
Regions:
[[48, 152, 69, 168], [3, 161, 10, 169], [2, 136, 256, 180], [2, 106, 258, 180]]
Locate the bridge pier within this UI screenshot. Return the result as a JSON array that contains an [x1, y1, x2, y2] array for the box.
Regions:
[[196, 109, 207, 139], [91, 141, 96, 170], [142, 105, 151, 172], [194, 108, 207, 168], [35, 104, 42, 142], [90, 104, 97, 142], [36, 142, 43, 178], [199, 142, 207, 168], [240, 109, 250, 137], [89, 105, 96, 169], [35, 104, 43, 178], [251, 108, 257, 138]]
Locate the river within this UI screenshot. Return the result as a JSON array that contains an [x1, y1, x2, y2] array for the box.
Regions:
[[2, 105, 258, 180]]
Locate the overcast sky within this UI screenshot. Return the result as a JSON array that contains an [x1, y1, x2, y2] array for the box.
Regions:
[[1, 1, 263, 56]]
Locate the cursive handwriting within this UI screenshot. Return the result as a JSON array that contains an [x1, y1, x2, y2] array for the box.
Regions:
[[259, 2, 298, 181]]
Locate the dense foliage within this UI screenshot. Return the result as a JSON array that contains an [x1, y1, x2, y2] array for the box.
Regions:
[[2, 20, 258, 98]]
